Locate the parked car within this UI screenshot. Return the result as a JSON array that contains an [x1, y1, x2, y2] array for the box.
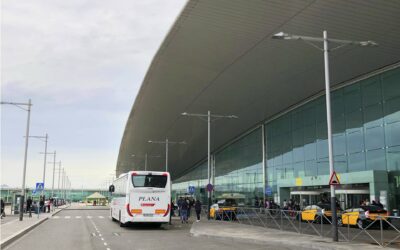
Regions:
[[210, 198, 237, 220], [301, 203, 341, 223], [338, 205, 389, 229]]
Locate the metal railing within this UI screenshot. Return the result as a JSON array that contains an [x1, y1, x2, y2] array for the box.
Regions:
[[200, 206, 400, 248]]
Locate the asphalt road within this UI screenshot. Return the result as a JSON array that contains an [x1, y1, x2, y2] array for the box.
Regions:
[[4, 209, 267, 250]]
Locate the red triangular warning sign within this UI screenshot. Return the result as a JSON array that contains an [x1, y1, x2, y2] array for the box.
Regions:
[[329, 171, 340, 185]]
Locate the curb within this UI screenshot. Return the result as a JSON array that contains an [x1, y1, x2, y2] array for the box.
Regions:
[[0, 207, 66, 249]]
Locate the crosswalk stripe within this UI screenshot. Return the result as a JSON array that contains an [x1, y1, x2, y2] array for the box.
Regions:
[[65, 216, 71, 219], [87, 216, 92, 219], [98, 216, 104, 219], [75, 216, 81, 219], [52, 216, 59, 219]]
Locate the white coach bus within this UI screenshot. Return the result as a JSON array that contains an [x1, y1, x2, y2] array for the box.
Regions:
[[109, 171, 171, 227]]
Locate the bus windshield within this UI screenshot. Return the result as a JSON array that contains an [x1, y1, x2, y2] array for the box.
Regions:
[[132, 174, 167, 188]]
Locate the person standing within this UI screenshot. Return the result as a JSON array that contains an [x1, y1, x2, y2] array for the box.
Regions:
[[26, 197, 33, 217], [194, 199, 202, 222], [39, 197, 45, 213], [1, 199, 5, 218], [180, 199, 189, 223]]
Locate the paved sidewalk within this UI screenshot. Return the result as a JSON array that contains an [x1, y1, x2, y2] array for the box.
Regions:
[[190, 220, 383, 250], [0, 205, 67, 248]]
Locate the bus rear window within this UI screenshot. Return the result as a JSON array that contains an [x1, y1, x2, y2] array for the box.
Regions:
[[132, 175, 167, 188]]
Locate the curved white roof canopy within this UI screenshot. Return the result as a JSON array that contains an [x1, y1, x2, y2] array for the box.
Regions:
[[116, 0, 400, 179]]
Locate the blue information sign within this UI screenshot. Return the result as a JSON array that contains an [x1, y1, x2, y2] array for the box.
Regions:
[[35, 182, 44, 192], [188, 186, 195, 194], [265, 186, 272, 196]]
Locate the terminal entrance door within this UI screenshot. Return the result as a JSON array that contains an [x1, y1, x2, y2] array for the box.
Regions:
[[290, 191, 321, 209]]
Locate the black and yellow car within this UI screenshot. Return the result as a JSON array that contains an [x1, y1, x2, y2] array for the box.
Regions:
[[210, 198, 237, 220], [301, 203, 340, 223], [338, 205, 389, 229]]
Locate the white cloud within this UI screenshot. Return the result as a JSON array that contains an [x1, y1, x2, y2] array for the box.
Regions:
[[1, 0, 187, 188]]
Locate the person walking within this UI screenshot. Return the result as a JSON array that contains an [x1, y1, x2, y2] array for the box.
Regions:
[[194, 199, 202, 222], [1, 199, 5, 218], [180, 198, 189, 223], [26, 197, 33, 217], [39, 197, 45, 213]]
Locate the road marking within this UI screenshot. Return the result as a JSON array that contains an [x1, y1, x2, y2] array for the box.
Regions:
[[52, 216, 60, 219], [101, 238, 104, 241], [91, 233, 96, 237], [75, 216, 81, 219], [98, 216, 104, 219], [87, 216, 92, 219], [104, 242, 107, 246], [99, 234, 102, 237], [64, 216, 71, 219], [112, 232, 120, 236], [107, 248, 110, 250]]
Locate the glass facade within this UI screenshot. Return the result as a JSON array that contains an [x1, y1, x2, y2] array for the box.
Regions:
[[172, 66, 400, 210]]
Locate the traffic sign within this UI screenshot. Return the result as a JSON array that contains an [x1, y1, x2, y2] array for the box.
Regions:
[[35, 182, 44, 192], [188, 186, 195, 194], [329, 171, 340, 185], [206, 183, 213, 192], [265, 186, 272, 196]]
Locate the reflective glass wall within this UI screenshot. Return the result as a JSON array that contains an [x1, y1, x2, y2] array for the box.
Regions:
[[214, 128, 263, 206], [172, 162, 207, 203], [266, 67, 400, 209]]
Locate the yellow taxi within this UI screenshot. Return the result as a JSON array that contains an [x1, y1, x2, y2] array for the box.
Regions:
[[338, 205, 389, 229], [210, 198, 237, 220], [301, 203, 336, 223]]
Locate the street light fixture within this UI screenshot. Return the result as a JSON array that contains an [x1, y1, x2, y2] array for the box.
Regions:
[[1, 99, 32, 221], [181, 110, 238, 219], [131, 154, 161, 171], [271, 30, 377, 242], [147, 139, 186, 172]]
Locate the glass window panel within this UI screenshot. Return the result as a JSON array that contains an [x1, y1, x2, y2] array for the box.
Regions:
[[316, 121, 327, 140], [317, 139, 328, 159], [344, 83, 362, 113], [282, 151, 292, 165], [385, 121, 400, 147], [366, 149, 386, 171], [316, 99, 327, 123], [362, 76, 381, 106], [303, 103, 316, 126], [333, 134, 346, 156], [348, 152, 366, 172], [384, 97, 400, 123], [304, 142, 316, 160], [365, 126, 385, 150], [334, 155, 348, 174], [332, 89, 344, 118], [293, 161, 305, 177], [304, 124, 316, 144], [382, 68, 400, 101], [292, 110, 303, 130], [293, 147, 304, 163], [317, 158, 329, 176], [346, 110, 363, 131], [305, 160, 317, 176], [347, 130, 364, 154], [364, 103, 383, 128], [293, 128, 303, 147], [386, 146, 400, 171], [333, 114, 345, 134]]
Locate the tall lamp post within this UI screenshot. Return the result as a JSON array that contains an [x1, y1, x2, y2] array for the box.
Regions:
[[1, 99, 32, 221], [147, 139, 186, 172], [31, 134, 48, 192], [271, 30, 377, 241], [131, 154, 160, 171], [46, 152, 57, 197], [181, 111, 238, 219]]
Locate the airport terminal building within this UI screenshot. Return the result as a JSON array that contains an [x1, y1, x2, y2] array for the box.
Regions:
[[116, 1, 400, 212]]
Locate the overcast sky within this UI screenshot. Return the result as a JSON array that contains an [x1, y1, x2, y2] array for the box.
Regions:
[[1, 0, 186, 189]]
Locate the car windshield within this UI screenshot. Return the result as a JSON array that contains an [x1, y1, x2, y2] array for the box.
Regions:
[[132, 175, 167, 188]]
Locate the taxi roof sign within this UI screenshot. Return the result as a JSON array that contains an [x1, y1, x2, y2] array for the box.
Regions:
[[329, 171, 340, 185]]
